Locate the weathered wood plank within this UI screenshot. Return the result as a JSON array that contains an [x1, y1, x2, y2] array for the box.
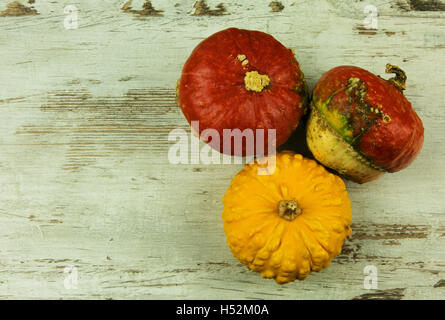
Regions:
[[0, 0, 444, 299]]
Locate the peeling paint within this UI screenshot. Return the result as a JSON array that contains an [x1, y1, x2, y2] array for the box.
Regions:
[[0, 1, 38, 17], [121, 0, 163, 16], [269, 1, 284, 12], [351, 223, 430, 240], [402, 0, 445, 11], [15, 87, 178, 171], [352, 288, 406, 300], [433, 279, 445, 288], [192, 0, 226, 16]]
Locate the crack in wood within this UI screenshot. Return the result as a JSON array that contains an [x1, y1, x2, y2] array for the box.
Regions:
[[34, 258, 80, 263], [352, 288, 406, 300], [397, 0, 445, 11], [350, 223, 430, 240]]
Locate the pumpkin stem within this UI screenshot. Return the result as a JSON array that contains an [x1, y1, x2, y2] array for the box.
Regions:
[[385, 63, 407, 91], [278, 200, 302, 221], [244, 71, 270, 92]]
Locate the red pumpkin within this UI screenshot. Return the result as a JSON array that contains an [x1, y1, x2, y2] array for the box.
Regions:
[[177, 28, 308, 157], [306, 64, 424, 183]]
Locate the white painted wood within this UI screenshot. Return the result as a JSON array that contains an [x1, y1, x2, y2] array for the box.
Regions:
[[0, 0, 444, 299]]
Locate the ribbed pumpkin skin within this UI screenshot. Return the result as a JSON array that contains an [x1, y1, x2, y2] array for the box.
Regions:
[[222, 152, 352, 284], [177, 28, 308, 157]]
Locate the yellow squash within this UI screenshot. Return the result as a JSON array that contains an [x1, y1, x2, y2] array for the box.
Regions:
[[222, 152, 352, 284]]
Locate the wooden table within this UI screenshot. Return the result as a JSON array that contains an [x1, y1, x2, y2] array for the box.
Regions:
[[0, 0, 443, 300]]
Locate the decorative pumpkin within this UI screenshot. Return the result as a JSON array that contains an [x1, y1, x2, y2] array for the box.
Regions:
[[177, 28, 309, 157], [222, 151, 352, 284], [307, 64, 424, 183]]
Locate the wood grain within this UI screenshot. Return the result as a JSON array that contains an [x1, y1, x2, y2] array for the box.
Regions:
[[0, 0, 444, 299]]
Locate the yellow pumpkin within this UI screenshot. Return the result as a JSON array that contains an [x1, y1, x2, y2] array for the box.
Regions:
[[222, 152, 352, 284]]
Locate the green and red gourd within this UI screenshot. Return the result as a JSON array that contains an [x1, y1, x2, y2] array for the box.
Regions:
[[307, 64, 424, 183]]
